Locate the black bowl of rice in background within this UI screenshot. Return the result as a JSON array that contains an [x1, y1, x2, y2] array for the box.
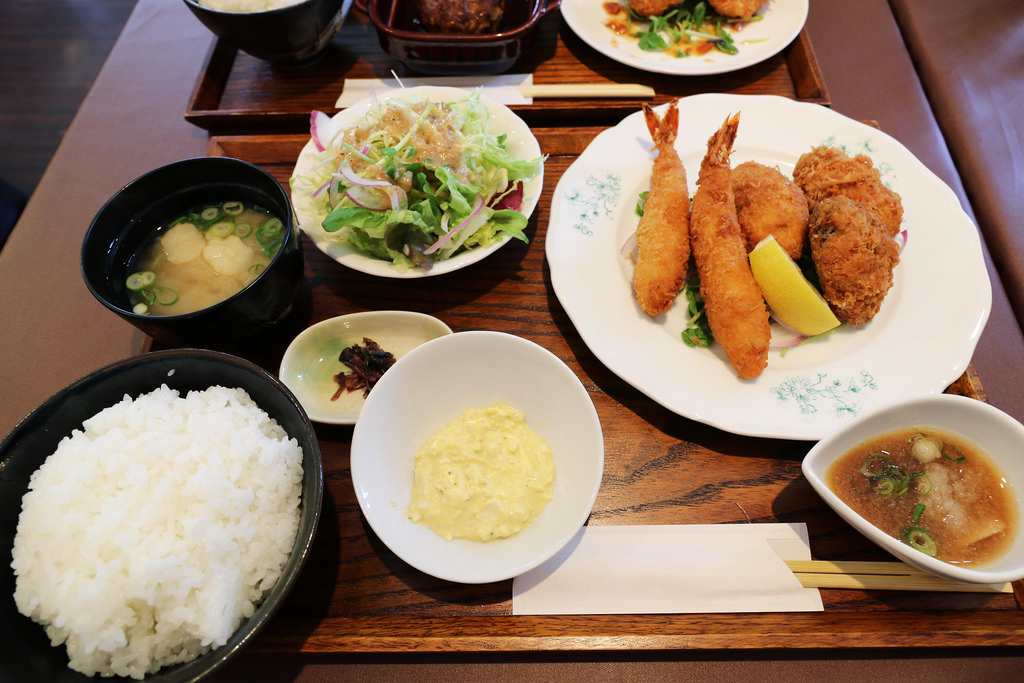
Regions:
[[0, 349, 323, 682], [183, 0, 355, 66]]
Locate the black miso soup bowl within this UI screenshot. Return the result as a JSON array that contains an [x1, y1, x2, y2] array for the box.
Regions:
[[0, 348, 323, 683], [182, 0, 355, 66], [82, 156, 303, 348]]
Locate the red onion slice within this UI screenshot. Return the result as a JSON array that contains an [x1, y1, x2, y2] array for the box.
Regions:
[[620, 231, 638, 259], [896, 229, 908, 252], [328, 177, 342, 208], [310, 110, 332, 153], [345, 186, 391, 211], [338, 164, 391, 189], [388, 186, 407, 211], [335, 165, 407, 211], [769, 331, 810, 350], [424, 198, 485, 255], [311, 177, 331, 199]]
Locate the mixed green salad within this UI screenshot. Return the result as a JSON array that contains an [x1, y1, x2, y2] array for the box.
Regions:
[[628, 0, 764, 58], [290, 90, 544, 271]]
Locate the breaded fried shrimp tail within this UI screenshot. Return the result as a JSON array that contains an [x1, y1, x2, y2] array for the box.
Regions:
[[690, 113, 770, 379], [633, 100, 691, 317]]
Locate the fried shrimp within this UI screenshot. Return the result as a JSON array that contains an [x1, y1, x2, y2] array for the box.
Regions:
[[793, 145, 904, 237], [809, 196, 900, 325], [707, 0, 764, 19], [690, 113, 770, 379], [633, 100, 691, 317], [732, 161, 809, 260]]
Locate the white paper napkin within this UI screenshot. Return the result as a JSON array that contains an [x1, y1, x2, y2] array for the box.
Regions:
[[512, 523, 823, 615], [335, 74, 536, 108]]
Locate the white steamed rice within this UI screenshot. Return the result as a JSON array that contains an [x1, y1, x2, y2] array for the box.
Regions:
[[197, 0, 304, 13], [11, 384, 304, 679]]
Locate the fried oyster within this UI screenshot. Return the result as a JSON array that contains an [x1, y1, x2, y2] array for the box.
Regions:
[[794, 145, 904, 238], [809, 196, 900, 325]]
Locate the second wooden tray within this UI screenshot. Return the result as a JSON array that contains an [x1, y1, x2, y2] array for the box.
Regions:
[[185, 9, 829, 134]]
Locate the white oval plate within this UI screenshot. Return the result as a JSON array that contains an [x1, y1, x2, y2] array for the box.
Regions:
[[561, 0, 808, 76], [289, 86, 543, 278], [279, 311, 453, 424], [545, 93, 991, 440]]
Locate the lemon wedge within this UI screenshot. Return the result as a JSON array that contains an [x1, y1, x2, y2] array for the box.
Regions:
[[749, 235, 840, 337]]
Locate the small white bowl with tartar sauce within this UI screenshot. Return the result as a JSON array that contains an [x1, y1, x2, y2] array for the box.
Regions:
[[351, 330, 604, 584]]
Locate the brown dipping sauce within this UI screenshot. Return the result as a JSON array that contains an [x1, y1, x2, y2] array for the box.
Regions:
[[826, 427, 1016, 566]]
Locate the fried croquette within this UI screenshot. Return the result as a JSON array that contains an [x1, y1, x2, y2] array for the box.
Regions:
[[707, 0, 764, 19], [632, 0, 763, 18], [633, 100, 691, 317], [809, 196, 900, 325], [690, 113, 770, 379], [793, 145, 904, 237], [628, 0, 676, 17], [731, 161, 809, 260]]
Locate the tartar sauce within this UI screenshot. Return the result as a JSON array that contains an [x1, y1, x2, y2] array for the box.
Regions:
[[407, 401, 556, 542]]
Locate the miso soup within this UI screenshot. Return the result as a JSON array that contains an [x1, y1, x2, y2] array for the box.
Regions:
[[826, 427, 1016, 566], [126, 200, 284, 316]]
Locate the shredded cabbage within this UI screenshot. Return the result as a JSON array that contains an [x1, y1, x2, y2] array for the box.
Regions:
[[290, 90, 544, 270]]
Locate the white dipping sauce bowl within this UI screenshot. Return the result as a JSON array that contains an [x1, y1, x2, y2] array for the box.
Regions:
[[803, 394, 1024, 585]]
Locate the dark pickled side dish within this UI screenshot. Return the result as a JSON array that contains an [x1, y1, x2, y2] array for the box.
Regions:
[[826, 427, 1016, 565], [331, 337, 395, 400]]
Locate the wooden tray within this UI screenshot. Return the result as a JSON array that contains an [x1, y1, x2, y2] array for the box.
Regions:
[[170, 129, 1023, 653], [185, 9, 829, 134]]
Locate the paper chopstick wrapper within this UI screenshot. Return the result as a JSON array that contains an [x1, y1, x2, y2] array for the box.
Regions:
[[512, 523, 823, 615], [336, 75, 654, 108]]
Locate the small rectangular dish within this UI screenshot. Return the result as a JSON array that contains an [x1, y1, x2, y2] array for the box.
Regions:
[[364, 0, 559, 75]]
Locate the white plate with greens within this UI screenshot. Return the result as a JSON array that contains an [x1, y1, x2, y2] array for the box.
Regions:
[[289, 86, 543, 278], [561, 0, 808, 76], [545, 93, 990, 440]]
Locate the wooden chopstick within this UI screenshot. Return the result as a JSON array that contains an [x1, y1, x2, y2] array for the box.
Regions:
[[787, 559, 937, 576], [516, 84, 656, 99], [785, 560, 1012, 594]]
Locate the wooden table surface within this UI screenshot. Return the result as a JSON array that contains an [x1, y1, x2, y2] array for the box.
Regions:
[[3, 0, 1024, 680]]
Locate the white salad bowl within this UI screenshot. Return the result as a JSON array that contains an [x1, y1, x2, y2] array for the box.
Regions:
[[289, 85, 544, 278], [278, 310, 452, 425], [803, 394, 1024, 585], [350, 330, 604, 583]]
